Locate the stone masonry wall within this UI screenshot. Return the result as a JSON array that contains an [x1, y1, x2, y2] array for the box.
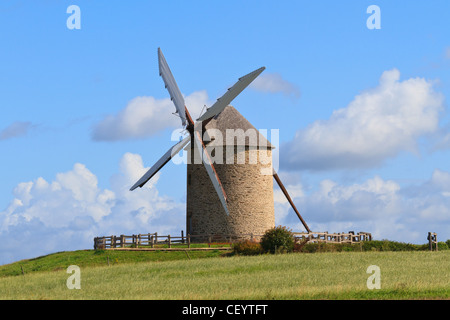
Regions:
[[186, 146, 275, 239]]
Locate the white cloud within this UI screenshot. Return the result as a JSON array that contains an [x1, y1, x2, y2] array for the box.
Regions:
[[0, 121, 34, 140], [250, 72, 300, 99], [274, 171, 450, 243], [1, 165, 114, 230], [0, 153, 185, 265], [282, 69, 444, 170], [91, 91, 209, 141]]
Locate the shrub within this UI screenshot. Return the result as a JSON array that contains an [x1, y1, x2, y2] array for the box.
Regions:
[[446, 239, 450, 248], [260, 226, 295, 254], [232, 240, 263, 255], [437, 242, 449, 250], [416, 244, 429, 251], [294, 242, 360, 253], [361, 240, 420, 252], [294, 240, 435, 253]]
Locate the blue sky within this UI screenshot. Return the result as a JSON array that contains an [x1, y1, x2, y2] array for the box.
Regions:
[[1, 1, 450, 264]]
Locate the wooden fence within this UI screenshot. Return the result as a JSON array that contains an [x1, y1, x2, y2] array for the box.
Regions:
[[93, 232, 265, 250], [94, 230, 372, 250], [293, 231, 372, 244]]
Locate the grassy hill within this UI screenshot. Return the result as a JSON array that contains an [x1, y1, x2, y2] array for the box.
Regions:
[[0, 249, 226, 277], [0, 249, 449, 299]]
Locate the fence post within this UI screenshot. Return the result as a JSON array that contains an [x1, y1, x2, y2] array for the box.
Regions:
[[428, 232, 432, 251], [428, 232, 438, 251], [208, 235, 212, 248], [168, 235, 171, 248], [121, 235, 125, 248], [181, 230, 184, 244]]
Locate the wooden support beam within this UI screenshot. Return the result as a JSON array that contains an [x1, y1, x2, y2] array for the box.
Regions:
[[273, 171, 311, 233]]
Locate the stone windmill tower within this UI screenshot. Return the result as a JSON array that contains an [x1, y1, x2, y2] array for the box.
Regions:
[[130, 48, 311, 239], [186, 105, 275, 237]]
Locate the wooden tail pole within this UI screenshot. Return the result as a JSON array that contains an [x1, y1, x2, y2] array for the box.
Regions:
[[273, 171, 311, 233]]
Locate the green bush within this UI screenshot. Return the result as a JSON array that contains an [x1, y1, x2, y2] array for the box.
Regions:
[[437, 242, 449, 250], [260, 226, 295, 254], [295, 242, 360, 253], [232, 240, 263, 256], [293, 240, 439, 253], [446, 239, 450, 248], [361, 240, 420, 252]]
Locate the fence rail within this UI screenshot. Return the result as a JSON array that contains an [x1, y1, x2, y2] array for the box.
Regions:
[[94, 231, 372, 250], [293, 231, 372, 244]]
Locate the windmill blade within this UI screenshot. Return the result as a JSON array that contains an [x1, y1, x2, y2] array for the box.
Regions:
[[193, 129, 229, 215], [196, 66, 265, 122], [272, 169, 311, 233], [158, 48, 187, 126], [130, 136, 191, 191]]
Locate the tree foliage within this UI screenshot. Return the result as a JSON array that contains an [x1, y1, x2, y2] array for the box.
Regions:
[[260, 226, 295, 254]]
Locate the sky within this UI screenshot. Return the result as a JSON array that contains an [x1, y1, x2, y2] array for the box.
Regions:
[[1, 1, 450, 265]]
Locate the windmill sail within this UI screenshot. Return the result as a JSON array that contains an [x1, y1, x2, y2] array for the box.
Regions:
[[193, 129, 229, 215], [196, 67, 265, 122], [130, 136, 191, 191], [158, 48, 187, 126]]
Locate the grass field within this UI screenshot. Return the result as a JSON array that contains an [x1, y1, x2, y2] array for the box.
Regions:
[[0, 249, 225, 277], [0, 250, 449, 299]]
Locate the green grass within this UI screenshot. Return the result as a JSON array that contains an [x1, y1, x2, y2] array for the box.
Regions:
[[135, 242, 232, 249], [0, 249, 226, 277], [0, 250, 449, 299]]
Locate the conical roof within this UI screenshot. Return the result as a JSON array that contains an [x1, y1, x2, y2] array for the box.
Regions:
[[202, 106, 274, 149]]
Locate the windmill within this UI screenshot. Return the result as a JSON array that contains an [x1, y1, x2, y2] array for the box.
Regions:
[[130, 48, 310, 239]]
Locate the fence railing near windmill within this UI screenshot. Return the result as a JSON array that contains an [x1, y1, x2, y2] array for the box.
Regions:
[[93, 232, 266, 250], [293, 231, 372, 244], [94, 231, 372, 250]]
